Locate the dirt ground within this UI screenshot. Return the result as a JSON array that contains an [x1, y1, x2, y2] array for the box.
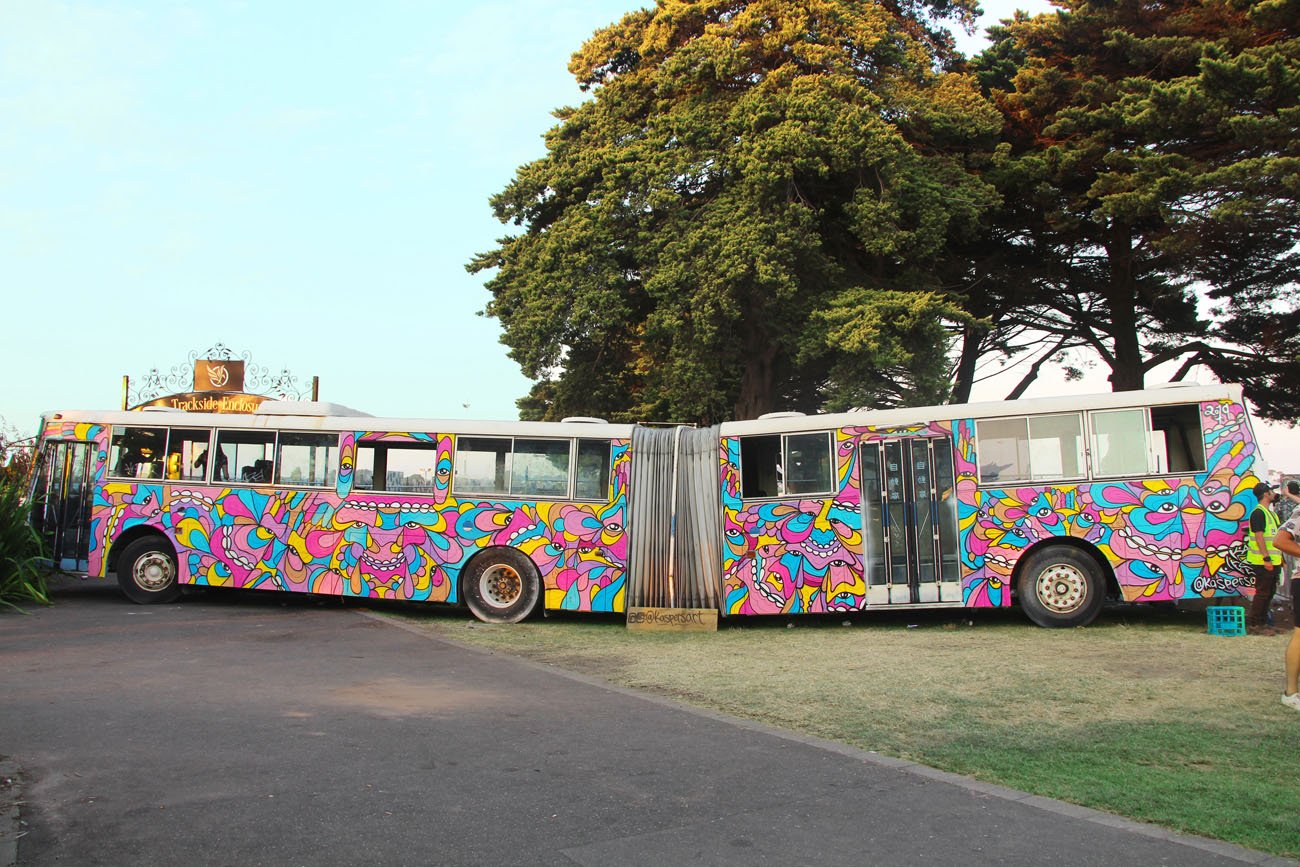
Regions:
[[1270, 594, 1296, 630], [1253, 561, 1297, 629]]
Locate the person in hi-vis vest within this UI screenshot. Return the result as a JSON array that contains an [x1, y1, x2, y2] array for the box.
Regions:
[[1246, 482, 1282, 634]]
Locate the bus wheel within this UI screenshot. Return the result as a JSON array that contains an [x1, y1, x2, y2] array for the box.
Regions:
[[116, 537, 182, 605], [1016, 546, 1105, 628], [462, 549, 540, 624]]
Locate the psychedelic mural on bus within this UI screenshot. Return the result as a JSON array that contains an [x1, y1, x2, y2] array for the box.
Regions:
[[90, 432, 631, 614], [719, 421, 966, 615], [961, 399, 1256, 605], [718, 400, 1257, 614], [719, 431, 865, 615], [53, 395, 1261, 618]]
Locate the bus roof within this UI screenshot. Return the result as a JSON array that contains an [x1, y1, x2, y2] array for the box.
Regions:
[[41, 383, 1244, 440], [41, 408, 636, 439]]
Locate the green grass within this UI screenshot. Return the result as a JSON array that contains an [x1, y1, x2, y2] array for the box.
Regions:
[[383, 605, 1300, 857]]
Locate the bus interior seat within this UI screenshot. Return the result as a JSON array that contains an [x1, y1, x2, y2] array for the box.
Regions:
[[239, 460, 274, 483]]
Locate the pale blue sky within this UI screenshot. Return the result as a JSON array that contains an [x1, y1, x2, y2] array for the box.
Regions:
[[3, 0, 1292, 468]]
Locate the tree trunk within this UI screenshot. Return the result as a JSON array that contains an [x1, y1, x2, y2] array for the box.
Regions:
[[1105, 229, 1145, 392], [734, 345, 778, 420], [950, 324, 982, 404]]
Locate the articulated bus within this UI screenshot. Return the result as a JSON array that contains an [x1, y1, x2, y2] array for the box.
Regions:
[[28, 384, 1266, 627]]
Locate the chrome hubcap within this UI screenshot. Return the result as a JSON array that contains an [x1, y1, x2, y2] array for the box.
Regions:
[[1036, 563, 1087, 613], [480, 564, 522, 608], [133, 552, 174, 592]]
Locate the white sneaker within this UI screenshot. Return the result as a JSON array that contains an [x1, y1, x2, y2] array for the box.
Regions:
[[1283, 693, 1300, 712]]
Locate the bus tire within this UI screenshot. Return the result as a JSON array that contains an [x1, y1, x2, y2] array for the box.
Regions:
[[1016, 546, 1105, 628], [116, 536, 182, 605], [462, 548, 540, 624]]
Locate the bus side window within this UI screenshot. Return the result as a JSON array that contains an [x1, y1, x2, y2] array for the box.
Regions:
[[1149, 404, 1205, 473], [575, 439, 612, 500], [1090, 409, 1149, 477], [276, 432, 337, 487], [109, 426, 167, 479], [1027, 414, 1084, 480], [167, 429, 212, 482], [974, 418, 1029, 484], [740, 435, 782, 498], [374, 444, 439, 491], [216, 429, 277, 484], [354, 445, 379, 490], [784, 432, 833, 495], [455, 437, 511, 495], [511, 439, 570, 497], [975, 414, 1083, 484]]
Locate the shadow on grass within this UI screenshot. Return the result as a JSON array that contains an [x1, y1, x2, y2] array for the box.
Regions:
[[44, 571, 1216, 633]]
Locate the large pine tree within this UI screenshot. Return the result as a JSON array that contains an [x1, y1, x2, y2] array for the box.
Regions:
[[972, 0, 1300, 418], [471, 0, 1002, 422]]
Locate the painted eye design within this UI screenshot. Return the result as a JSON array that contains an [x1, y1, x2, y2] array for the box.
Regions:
[[1036, 506, 1053, 518], [1206, 500, 1226, 513], [1157, 503, 1177, 513], [604, 521, 623, 534]]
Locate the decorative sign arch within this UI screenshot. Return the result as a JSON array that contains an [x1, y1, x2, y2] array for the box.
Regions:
[[124, 343, 318, 413]]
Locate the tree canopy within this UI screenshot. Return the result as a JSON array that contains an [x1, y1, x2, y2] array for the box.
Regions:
[[971, 0, 1300, 418], [472, 0, 1300, 423], [470, 0, 1002, 423]]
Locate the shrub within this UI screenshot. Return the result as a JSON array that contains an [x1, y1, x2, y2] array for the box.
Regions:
[[0, 420, 46, 612], [0, 479, 48, 612]]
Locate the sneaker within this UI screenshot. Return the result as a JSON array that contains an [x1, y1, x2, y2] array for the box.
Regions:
[[1282, 693, 1300, 712]]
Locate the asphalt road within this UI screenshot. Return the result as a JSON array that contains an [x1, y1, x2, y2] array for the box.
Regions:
[[0, 580, 1290, 867]]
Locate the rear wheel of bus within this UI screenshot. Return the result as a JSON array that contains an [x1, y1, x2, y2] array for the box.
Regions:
[[116, 536, 182, 604], [462, 548, 540, 624], [1016, 546, 1106, 628]]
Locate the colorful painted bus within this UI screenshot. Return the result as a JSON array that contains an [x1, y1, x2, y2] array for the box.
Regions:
[[28, 383, 1266, 627]]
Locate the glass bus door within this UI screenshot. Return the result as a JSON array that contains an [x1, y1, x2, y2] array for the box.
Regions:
[[860, 437, 961, 606], [31, 441, 94, 572]]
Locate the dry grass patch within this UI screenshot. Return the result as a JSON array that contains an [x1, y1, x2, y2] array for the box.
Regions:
[[382, 605, 1299, 857]]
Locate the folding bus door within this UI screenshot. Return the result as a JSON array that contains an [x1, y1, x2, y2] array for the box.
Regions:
[[32, 440, 94, 572], [859, 437, 961, 606]]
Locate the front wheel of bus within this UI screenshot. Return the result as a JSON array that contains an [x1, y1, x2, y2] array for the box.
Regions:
[[1016, 546, 1105, 628], [117, 536, 182, 605], [462, 548, 540, 624]]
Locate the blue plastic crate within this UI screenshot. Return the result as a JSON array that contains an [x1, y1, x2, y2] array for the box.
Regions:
[[1207, 605, 1245, 637]]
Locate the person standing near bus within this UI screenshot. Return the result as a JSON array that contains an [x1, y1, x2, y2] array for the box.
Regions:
[[1246, 481, 1282, 635], [1274, 510, 1300, 711], [1282, 480, 1300, 581], [1284, 478, 1300, 509]]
